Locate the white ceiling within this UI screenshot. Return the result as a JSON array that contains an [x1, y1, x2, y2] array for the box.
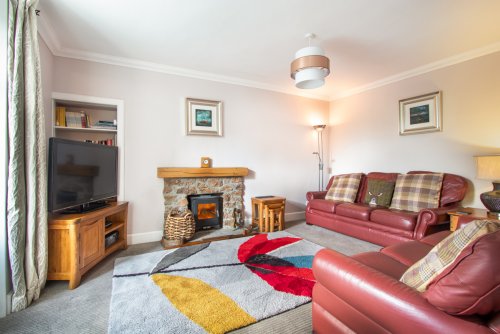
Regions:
[[37, 0, 500, 101]]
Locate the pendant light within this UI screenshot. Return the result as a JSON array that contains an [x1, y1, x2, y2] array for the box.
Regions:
[[291, 33, 330, 89]]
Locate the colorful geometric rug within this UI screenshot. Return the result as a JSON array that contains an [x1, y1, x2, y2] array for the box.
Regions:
[[108, 231, 323, 333]]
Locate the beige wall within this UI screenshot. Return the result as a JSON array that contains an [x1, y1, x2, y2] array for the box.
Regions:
[[41, 37, 498, 241], [39, 39, 329, 242], [329, 51, 500, 207]]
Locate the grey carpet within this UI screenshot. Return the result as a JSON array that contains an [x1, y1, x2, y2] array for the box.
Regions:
[[0, 221, 380, 333]]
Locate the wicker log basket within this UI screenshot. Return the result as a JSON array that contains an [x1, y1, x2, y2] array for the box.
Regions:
[[162, 208, 195, 247]]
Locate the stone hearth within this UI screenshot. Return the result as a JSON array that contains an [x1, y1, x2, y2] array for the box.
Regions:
[[158, 168, 249, 228]]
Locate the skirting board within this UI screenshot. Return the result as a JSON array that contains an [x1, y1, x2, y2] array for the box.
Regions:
[[127, 230, 163, 245], [127, 211, 305, 245]]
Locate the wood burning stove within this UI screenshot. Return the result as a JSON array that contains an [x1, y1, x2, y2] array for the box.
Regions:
[[187, 193, 223, 231]]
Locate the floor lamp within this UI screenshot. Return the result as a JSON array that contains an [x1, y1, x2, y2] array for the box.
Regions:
[[313, 125, 326, 191]]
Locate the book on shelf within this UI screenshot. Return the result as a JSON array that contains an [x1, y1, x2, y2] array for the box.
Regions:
[[62, 110, 91, 128], [91, 120, 117, 130], [65, 111, 80, 128], [55, 107, 66, 127]]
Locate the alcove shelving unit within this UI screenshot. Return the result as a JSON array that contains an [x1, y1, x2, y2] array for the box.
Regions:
[[50, 92, 125, 201], [47, 93, 127, 288]]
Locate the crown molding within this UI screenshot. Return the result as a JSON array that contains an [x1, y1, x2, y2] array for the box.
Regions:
[[37, 17, 329, 101], [56, 47, 331, 101], [331, 41, 500, 101], [38, 16, 500, 103]]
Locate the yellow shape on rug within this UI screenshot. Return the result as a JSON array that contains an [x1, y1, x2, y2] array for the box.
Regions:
[[151, 274, 256, 334]]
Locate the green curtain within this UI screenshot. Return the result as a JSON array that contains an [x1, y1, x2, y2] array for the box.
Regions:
[[7, 0, 47, 312]]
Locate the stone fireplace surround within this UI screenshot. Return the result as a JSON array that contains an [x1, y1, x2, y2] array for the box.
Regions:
[[157, 168, 249, 228]]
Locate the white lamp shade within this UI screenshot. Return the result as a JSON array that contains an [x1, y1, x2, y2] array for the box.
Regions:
[[291, 45, 330, 89], [295, 68, 325, 89], [295, 46, 325, 58]]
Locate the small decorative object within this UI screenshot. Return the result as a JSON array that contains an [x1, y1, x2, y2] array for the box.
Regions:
[[163, 208, 195, 246], [200, 157, 211, 168], [186, 98, 222, 136], [475, 155, 500, 219], [233, 208, 244, 229], [399, 91, 442, 135]]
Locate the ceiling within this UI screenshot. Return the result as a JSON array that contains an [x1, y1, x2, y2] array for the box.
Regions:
[[37, 0, 500, 101]]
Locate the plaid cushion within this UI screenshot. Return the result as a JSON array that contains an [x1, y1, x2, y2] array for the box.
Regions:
[[389, 173, 443, 212], [400, 220, 500, 292], [325, 173, 362, 203]]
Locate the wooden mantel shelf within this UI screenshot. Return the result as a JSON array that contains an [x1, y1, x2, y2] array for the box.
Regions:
[[157, 167, 249, 178]]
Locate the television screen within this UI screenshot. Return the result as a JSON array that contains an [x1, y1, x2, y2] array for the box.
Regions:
[[48, 138, 118, 212]]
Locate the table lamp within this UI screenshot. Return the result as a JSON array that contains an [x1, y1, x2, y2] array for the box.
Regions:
[[475, 155, 500, 219]]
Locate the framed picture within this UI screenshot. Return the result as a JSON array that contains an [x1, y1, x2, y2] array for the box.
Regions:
[[185, 98, 223, 136], [399, 91, 442, 135]]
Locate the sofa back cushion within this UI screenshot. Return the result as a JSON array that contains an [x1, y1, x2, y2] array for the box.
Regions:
[[325, 173, 363, 203], [408, 171, 468, 207], [390, 173, 443, 212], [400, 220, 500, 315]]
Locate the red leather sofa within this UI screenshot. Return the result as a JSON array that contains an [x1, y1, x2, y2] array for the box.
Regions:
[[312, 225, 500, 334], [306, 171, 468, 246]]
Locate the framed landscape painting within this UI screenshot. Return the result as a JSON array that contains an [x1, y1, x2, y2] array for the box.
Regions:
[[399, 91, 442, 135], [185, 98, 223, 136]]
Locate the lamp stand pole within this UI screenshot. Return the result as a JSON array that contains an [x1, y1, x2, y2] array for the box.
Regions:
[[318, 130, 324, 191], [313, 124, 326, 191]]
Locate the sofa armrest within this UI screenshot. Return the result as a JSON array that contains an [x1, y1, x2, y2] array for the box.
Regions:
[[313, 249, 491, 334], [306, 191, 327, 202], [414, 206, 459, 239]]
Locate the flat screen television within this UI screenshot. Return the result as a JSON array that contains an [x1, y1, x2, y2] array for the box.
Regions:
[[48, 137, 118, 213]]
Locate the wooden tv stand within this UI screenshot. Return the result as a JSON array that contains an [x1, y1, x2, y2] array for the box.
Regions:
[[48, 201, 128, 289]]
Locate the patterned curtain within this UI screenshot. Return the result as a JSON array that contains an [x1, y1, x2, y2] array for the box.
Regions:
[[7, 0, 47, 312]]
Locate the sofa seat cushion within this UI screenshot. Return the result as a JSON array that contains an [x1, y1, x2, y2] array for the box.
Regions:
[[419, 231, 450, 246], [335, 203, 376, 221], [370, 209, 418, 232], [381, 241, 433, 267], [351, 252, 408, 279], [309, 199, 343, 213]]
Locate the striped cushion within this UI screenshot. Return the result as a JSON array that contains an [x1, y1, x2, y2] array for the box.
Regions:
[[390, 173, 443, 212], [400, 220, 500, 292], [325, 173, 362, 203]]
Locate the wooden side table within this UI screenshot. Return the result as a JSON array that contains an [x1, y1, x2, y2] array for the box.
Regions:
[[447, 207, 495, 232], [251, 196, 286, 232]]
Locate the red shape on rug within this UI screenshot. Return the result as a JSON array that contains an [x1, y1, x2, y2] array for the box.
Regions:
[[237, 234, 316, 297], [248, 264, 315, 281], [237, 234, 301, 262], [250, 269, 315, 297]]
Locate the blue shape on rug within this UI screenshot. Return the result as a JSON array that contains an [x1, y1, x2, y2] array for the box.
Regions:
[[282, 256, 314, 268]]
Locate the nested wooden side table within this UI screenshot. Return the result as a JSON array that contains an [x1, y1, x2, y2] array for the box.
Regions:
[[447, 207, 500, 231], [251, 196, 286, 232]]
